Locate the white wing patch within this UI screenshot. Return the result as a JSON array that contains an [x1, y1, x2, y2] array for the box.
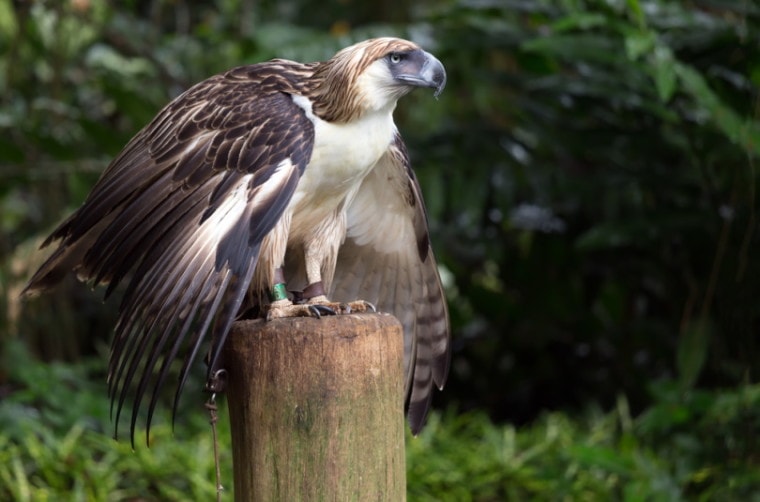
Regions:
[[253, 159, 297, 205], [202, 173, 255, 246]]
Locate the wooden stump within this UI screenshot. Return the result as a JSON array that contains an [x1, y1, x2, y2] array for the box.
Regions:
[[222, 312, 406, 502]]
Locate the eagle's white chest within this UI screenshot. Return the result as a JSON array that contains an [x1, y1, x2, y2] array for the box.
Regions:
[[288, 95, 396, 222]]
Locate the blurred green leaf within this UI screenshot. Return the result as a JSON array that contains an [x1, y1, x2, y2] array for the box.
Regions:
[[677, 320, 711, 391], [552, 12, 608, 32], [626, 0, 645, 28], [0, 0, 18, 40], [575, 220, 657, 251], [652, 45, 676, 102], [625, 30, 655, 60], [675, 62, 760, 157]]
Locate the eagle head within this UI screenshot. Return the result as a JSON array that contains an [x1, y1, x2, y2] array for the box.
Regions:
[[312, 37, 447, 121], [357, 38, 447, 99]]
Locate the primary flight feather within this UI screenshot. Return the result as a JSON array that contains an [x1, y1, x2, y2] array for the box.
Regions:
[[24, 37, 450, 443]]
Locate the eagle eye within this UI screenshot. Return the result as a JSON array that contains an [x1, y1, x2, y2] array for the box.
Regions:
[[389, 52, 403, 64]]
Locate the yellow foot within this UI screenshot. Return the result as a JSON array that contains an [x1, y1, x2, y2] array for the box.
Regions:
[[266, 298, 376, 321]]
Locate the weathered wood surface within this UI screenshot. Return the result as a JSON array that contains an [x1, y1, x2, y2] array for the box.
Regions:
[[223, 312, 406, 501]]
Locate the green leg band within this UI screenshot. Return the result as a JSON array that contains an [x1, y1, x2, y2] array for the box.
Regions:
[[269, 282, 288, 302]]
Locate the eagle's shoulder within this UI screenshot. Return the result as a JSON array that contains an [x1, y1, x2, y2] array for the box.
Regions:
[[131, 59, 317, 179], [218, 59, 318, 96]]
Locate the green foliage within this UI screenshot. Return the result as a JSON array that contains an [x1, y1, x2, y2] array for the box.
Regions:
[[0, 414, 230, 501], [416, 0, 760, 420], [0, 342, 232, 501], [409, 386, 760, 501]]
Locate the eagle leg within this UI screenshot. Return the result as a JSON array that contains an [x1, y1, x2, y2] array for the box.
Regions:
[[264, 250, 377, 320]]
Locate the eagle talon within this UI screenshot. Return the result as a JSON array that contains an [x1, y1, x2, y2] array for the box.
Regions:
[[344, 300, 376, 313], [308, 304, 337, 317]]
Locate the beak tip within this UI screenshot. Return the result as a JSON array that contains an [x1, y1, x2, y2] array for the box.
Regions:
[[428, 56, 446, 98], [433, 74, 446, 98]]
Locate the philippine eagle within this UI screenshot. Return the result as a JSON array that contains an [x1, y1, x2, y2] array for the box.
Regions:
[[24, 37, 450, 441]]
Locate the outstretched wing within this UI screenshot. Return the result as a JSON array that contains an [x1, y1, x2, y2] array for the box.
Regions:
[[330, 132, 450, 434], [24, 63, 315, 444]]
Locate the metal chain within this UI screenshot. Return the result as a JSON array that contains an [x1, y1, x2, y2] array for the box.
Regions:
[[205, 369, 228, 502]]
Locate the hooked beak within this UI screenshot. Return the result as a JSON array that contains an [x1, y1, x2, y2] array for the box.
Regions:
[[394, 50, 447, 98]]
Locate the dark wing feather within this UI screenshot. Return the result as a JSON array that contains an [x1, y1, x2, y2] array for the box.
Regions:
[[330, 133, 450, 434], [24, 62, 315, 445]]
